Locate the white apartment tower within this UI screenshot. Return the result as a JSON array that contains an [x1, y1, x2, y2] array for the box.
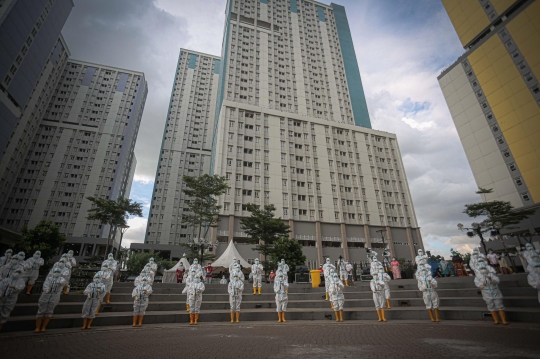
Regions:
[[0, 59, 147, 259], [145, 50, 220, 244], [140, 0, 423, 265]]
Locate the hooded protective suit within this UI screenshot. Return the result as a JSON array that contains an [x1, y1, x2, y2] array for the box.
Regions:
[[525, 249, 540, 303], [279, 259, 290, 274], [0, 249, 13, 267], [0, 257, 23, 280], [474, 264, 504, 311], [24, 251, 44, 285], [82, 274, 105, 319], [190, 258, 204, 279], [229, 257, 238, 273], [370, 275, 386, 310], [251, 259, 263, 290], [37, 270, 67, 318], [322, 258, 336, 299], [100, 261, 114, 294], [274, 273, 289, 313], [415, 249, 430, 267], [66, 250, 77, 268], [147, 257, 158, 274], [328, 273, 345, 316], [184, 276, 205, 314], [228, 272, 244, 312], [376, 268, 391, 301], [135, 268, 154, 286], [0, 269, 25, 326], [48, 259, 71, 283], [337, 259, 348, 281], [132, 278, 153, 316], [416, 265, 439, 309]]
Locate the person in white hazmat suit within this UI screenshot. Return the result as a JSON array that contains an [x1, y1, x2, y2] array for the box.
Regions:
[[1, 256, 23, 280], [415, 249, 430, 268], [190, 258, 203, 277], [0, 269, 25, 330], [525, 248, 540, 303], [328, 272, 345, 322], [474, 263, 507, 325], [135, 267, 154, 286], [519, 242, 540, 267], [81, 273, 105, 330], [183, 275, 205, 325], [345, 260, 354, 285], [147, 257, 158, 275], [0, 249, 13, 267], [48, 258, 70, 286], [370, 271, 387, 322], [228, 270, 244, 323], [376, 267, 392, 309], [337, 258, 348, 286], [220, 275, 228, 284], [24, 251, 44, 294], [229, 257, 238, 273], [322, 258, 336, 301], [94, 263, 111, 315], [184, 268, 198, 312], [35, 268, 66, 332], [251, 258, 263, 295], [100, 259, 114, 304], [132, 276, 153, 327], [416, 264, 440, 322], [274, 272, 289, 323]]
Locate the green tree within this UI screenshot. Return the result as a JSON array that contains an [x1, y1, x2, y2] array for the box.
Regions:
[[269, 237, 306, 282], [125, 250, 174, 276], [86, 196, 143, 259], [14, 221, 66, 263], [240, 204, 290, 266], [182, 174, 229, 241], [179, 242, 216, 265]]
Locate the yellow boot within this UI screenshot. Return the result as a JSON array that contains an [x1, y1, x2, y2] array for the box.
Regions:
[[35, 318, 43, 333], [282, 312, 286, 322], [335, 311, 340, 322], [63, 286, 69, 295], [428, 309, 435, 322], [81, 318, 88, 330], [253, 287, 257, 295], [330, 301, 334, 309], [345, 280, 349, 287], [490, 311, 499, 324], [186, 304, 190, 312], [95, 302, 101, 316], [41, 318, 51, 332], [26, 284, 34, 295], [87, 319, 93, 329], [376, 309, 382, 322], [194, 314, 199, 325], [286, 288, 288, 294], [340, 310, 344, 322], [106, 293, 111, 304], [138, 315, 143, 326], [498, 310, 508, 325], [258, 287, 261, 295], [230, 312, 235, 323], [236, 312, 240, 323], [132, 316, 138, 327], [435, 308, 440, 322], [386, 299, 391, 309], [278, 312, 282, 322], [189, 314, 194, 325], [381, 309, 387, 322], [325, 292, 329, 301]]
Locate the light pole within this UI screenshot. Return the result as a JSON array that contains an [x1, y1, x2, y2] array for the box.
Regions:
[[115, 224, 130, 261], [375, 229, 390, 271], [187, 237, 219, 264], [457, 222, 488, 253]]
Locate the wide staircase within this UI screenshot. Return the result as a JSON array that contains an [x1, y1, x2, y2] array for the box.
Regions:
[[3, 274, 539, 332]]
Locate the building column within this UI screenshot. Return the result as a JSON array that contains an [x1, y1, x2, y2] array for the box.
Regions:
[[228, 215, 234, 243], [315, 221, 323, 265], [406, 227, 416, 261], [415, 228, 425, 251], [385, 226, 396, 258], [340, 223, 349, 260], [211, 226, 217, 242], [79, 243, 84, 256], [364, 224, 371, 248], [289, 219, 294, 239], [91, 243, 97, 256]]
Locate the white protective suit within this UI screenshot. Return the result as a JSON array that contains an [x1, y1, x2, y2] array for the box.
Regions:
[[0, 257, 23, 280], [279, 259, 290, 276], [377, 269, 392, 300], [132, 279, 153, 316], [251, 259, 263, 288], [229, 257, 238, 273], [184, 276, 205, 314], [370, 276, 386, 310], [415, 249, 430, 268], [0, 249, 13, 267], [81, 275, 105, 319], [220, 276, 227, 284], [0, 269, 25, 325], [328, 273, 345, 311], [66, 250, 77, 269], [228, 273, 244, 312], [37, 270, 66, 318], [520, 243, 540, 267], [337, 259, 348, 281], [323, 258, 336, 296], [525, 249, 540, 303], [24, 251, 44, 285], [147, 257, 158, 275], [100, 262, 114, 294], [135, 268, 154, 286], [416, 267, 439, 309], [345, 261, 354, 281], [474, 265, 505, 311], [274, 274, 289, 312], [190, 259, 204, 279], [48, 259, 71, 284]]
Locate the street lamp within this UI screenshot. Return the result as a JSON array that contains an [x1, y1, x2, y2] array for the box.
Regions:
[[115, 224, 130, 261], [375, 229, 390, 271], [457, 222, 488, 253], [187, 237, 219, 264]]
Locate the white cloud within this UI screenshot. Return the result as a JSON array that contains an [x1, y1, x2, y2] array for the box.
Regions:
[[122, 216, 148, 247], [133, 175, 154, 185]]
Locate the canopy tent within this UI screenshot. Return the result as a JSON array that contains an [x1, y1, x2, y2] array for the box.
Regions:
[[162, 255, 191, 283], [211, 241, 250, 268]]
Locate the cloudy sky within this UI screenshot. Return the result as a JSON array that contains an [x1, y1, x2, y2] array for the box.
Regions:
[[62, 0, 484, 257]]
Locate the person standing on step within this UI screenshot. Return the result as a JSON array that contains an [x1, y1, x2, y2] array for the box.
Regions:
[[376, 267, 392, 309], [487, 249, 500, 274], [176, 262, 186, 284], [132, 276, 153, 327], [35, 268, 67, 332], [338, 257, 348, 286], [416, 264, 440, 322], [101, 259, 114, 304], [184, 269, 196, 312], [525, 248, 540, 303], [474, 263, 508, 325], [205, 263, 214, 284], [81, 273, 105, 330], [24, 251, 44, 294], [190, 258, 203, 279], [229, 257, 237, 274], [345, 260, 354, 285], [438, 257, 450, 277], [0, 269, 25, 330], [147, 257, 158, 276], [94, 263, 111, 315], [329, 272, 345, 322], [274, 272, 289, 323], [228, 270, 244, 323], [184, 275, 205, 325], [1, 256, 22, 280], [322, 258, 336, 301], [391, 258, 401, 279], [251, 258, 263, 295], [48, 258, 70, 286], [0, 249, 13, 267], [370, 271, 387, 322], [220, 275, 228, 284]]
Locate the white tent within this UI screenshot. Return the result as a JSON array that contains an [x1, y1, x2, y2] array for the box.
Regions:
[[212, 241, 250, 268], [162, 255, 191, 283]]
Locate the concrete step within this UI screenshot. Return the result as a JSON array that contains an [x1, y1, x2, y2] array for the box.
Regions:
[[3, 306, 540, 332]]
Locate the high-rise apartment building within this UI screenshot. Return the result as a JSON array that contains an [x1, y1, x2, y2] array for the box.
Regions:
[[438, 0, 540, 235], [0, 59, 147, 260], [146, 49, 221, 244], [0, 0, 73, 236], [140, 0, 423, 266]]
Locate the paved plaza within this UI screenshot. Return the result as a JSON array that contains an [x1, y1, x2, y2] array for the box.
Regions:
[[1, 321, 539, 359]]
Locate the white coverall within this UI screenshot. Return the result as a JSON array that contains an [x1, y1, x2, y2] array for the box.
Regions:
[[82, 280, 105, 319], [323, 261, 336, 294], [101, 265, 114, 294], [0, 259, 23, 280], [0, 272, 25, 324], [328, 276, 345, 311], [147, 259, 158, 275], [37, 274, 66, 318], [274, 278, 289, 312], [228, 277, 244, 312], [279, 261, 290, 275], [526, 253, 540, 303], [370, 278, 386, 309], [48, 263, 70, 284], [474, 271, 505, 311], [416, 271, 439, 309], [24, 255, 44, 285], [184, 279, 205, 314], [251, 263, 263, 288], [338, 260, 348, 281], [0, 251, 12, 267], [379, 271, 391, 300], [346, 262, 354, 281], [132, 283, 153, 316], [135, 273, 154, 286]]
